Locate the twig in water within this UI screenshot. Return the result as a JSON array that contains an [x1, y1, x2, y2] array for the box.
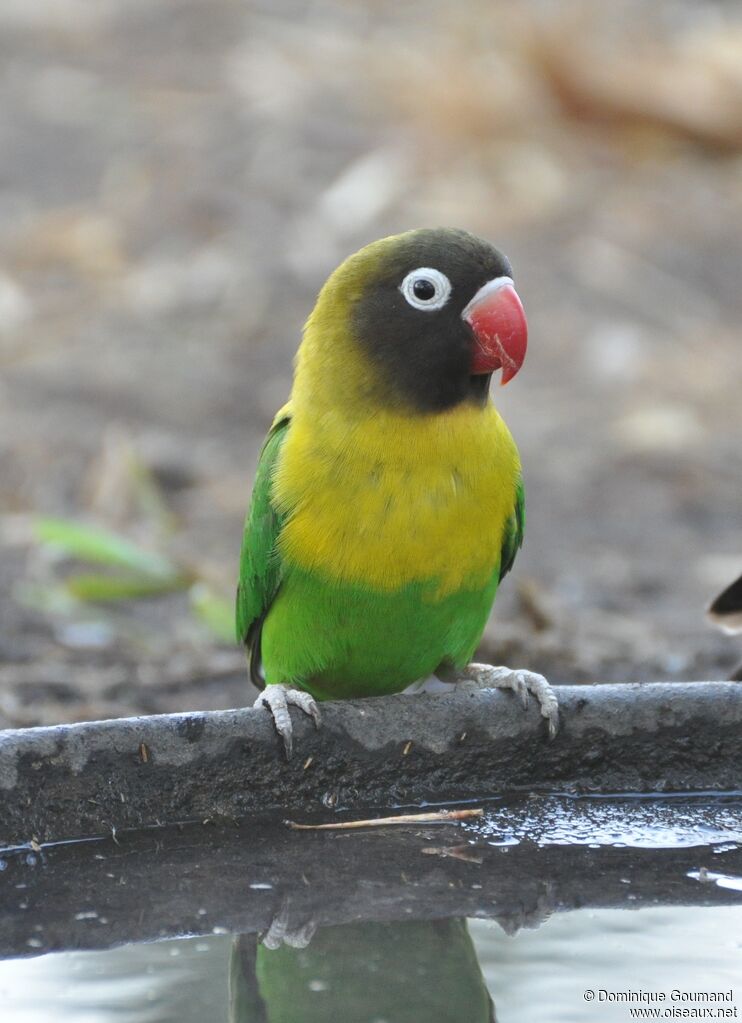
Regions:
[[285, 808, 482, 831], [422, 844, 485, 864]]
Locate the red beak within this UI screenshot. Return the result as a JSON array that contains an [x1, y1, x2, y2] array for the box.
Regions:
[[462, 277, 527, 384]]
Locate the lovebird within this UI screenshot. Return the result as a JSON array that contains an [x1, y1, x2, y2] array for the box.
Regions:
[[237, 227, 558, 756]]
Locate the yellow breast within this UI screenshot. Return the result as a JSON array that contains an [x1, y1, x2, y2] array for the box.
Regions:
[[272, 401, 521, 598]]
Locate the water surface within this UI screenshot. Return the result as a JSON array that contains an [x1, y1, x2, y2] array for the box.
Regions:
[[1, 794, 740, 1022]]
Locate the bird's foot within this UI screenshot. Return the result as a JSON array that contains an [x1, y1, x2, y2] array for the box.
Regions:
[[261, 897, 317, 951], [452, 662, 559, 738], [253, 683, 320, 760], [494, 882, 557, 935]]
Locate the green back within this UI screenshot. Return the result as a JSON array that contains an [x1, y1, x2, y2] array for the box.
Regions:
[[236, 413, 291, 686], [497, 478, 525, 583]]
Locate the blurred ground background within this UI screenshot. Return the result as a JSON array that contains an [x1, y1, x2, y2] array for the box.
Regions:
[[0, 0, 741, 728]]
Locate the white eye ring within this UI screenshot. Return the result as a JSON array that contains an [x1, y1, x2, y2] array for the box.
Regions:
[[399, 267, 452, 311]]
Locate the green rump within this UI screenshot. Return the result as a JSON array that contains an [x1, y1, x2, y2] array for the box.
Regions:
[[236, 416, 524, 700]]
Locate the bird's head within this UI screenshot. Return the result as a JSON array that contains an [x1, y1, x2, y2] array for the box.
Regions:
[[298, 227, 528, 414]]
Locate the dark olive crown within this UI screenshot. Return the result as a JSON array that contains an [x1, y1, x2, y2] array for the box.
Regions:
[[350, 228, 513, 412]]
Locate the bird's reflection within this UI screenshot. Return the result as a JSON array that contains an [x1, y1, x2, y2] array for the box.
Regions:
[[230, 918, 495, 1022]]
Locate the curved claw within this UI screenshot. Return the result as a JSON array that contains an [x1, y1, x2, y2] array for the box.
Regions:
[[254, 684, 321, 760], [510, 673, 530, 710]]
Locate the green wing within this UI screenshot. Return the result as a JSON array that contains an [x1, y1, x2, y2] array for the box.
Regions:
[[236, 410, 291, 688], [498, 478, 525, 583]]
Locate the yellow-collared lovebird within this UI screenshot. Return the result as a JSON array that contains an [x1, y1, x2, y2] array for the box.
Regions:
[[237, 228, 558, 756]]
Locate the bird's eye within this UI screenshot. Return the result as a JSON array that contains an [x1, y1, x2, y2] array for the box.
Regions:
[[399, 267, 452, 311]]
